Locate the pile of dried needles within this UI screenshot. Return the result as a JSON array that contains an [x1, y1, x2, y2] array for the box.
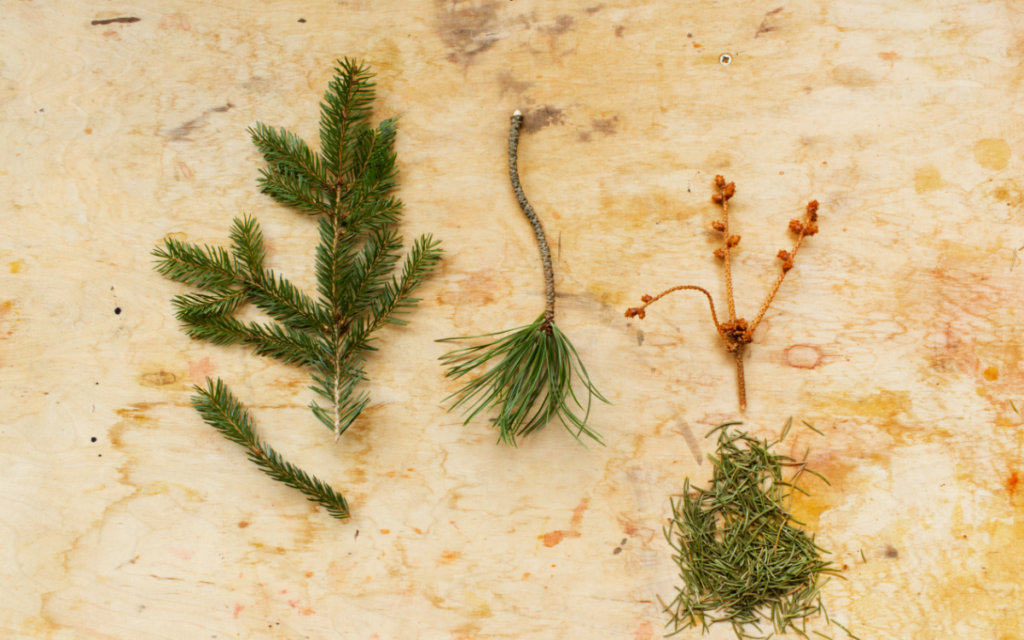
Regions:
[[438, 111, 608, 447], [663, 419, 854, 639]]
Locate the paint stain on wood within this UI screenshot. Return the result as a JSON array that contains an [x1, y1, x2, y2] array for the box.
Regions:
[[785, 344, 822, 369], [973, 138, 1010, 170], [915, 164, 944, 193], [91, 17, 140, 26], [541, 498, 588, 547]]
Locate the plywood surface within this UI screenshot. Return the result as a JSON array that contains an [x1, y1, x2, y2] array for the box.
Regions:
[[2, 1, 1023, 638]]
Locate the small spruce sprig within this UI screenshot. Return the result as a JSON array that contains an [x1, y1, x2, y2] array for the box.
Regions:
[[662, 419, 847, 639], [625, 175, 820, 411], [437, 111, 608, 447], [153, 59, 442, 520]]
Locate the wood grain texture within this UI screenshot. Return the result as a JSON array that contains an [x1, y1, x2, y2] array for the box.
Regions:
[[2, 0, 1023, 638]]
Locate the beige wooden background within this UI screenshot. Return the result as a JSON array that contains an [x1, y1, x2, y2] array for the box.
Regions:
[[2, 0, 1022, 638]]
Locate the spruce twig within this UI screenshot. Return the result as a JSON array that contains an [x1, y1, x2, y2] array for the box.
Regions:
[[438, 111, 608, 447], [626, 176, 820, 411], [154, 59, 442, 520]]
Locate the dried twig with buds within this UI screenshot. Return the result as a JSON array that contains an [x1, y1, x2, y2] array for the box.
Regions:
[[625, 175, 820, 411]]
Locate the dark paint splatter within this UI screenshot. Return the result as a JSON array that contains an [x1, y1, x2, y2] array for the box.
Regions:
[[591, 116, 618, 136], [114, 307, 122, 315], [169, 102, 235, 141], [91, 437, 97, 442], [755, 7, 784, 38], [91, 17, 141, 26], [496, 70, 533, 97], [298, 18, 306, 23], [436, 1, 502, 66], [519, 105, 565, 134], [539, 15, 574, 36], [883, 544, 898, 559], [615, 25, 625, 37]]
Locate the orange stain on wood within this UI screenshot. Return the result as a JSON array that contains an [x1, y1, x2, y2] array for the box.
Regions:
[[1007, 471, 1020, 502], [541, 497, 588, 547], [188, 356, 214, 384], [983, 365, 999, 381]]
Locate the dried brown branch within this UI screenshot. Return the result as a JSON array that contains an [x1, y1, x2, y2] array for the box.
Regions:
[[624, 176, 820, 411]]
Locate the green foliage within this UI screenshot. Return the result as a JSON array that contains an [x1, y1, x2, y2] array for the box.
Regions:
[[154, 58, 441, 520], [438, 112, 607, 448], [663, 420, 848, 639], [439, 315, 605, 447]]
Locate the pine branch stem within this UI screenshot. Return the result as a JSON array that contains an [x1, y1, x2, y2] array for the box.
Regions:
[[509, 112, 556, 332], [748, 229, 808, 337], [720, 188, 737, 323]]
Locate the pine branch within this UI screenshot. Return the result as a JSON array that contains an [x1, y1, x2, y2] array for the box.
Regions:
[[438, 112, 607, 447], [153, 238, 241, 293], [319, 58, 376, 182], [172, 289, 247, 321], [229, 215, 266, 278], [249, 122, 333, 191], [247, 269, 327, 331], [337, 227, 403, 320], [192, 379, 349, 519], [255, 165, 334, 216], [370, 234, 443, 329], [153, 58, 441, 521]]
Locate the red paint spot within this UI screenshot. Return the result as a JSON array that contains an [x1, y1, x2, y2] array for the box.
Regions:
[[633, 621, 654, 640], [380, 529, 390, 534], [438, 550, 460, 564], [1007, 470, 1020, 500], [543, 530, 566, 547], [188, 356, 214, 384], [233, 604, 244, 619], [785, 344, 823, 369], [305, 571, 314, 578], [238, 521, 249, 528], [541, 498, 589, 547]]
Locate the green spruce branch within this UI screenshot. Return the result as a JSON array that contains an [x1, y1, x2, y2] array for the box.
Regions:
[[438, 111, 608, 447], [154, 58, 442, 520]]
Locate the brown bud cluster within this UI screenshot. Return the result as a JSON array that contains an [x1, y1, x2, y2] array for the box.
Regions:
[[806, 200, 819, 221], [720, 318, 751, 349], [712, 220, 726, 232], [624, 307, 646, 320], [726, 235, 741, 248], [714, 175, 726, 188], [641, 294, 654, 304], [789, 220, 804, 234], [712, 193, 724, 205], [714, 248, 726, 260], [777, 249, 791, 262], [722, 182, 736, 200]]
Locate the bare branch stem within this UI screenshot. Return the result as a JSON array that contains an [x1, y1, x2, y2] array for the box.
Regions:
[[509, 112, 556, 332]]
